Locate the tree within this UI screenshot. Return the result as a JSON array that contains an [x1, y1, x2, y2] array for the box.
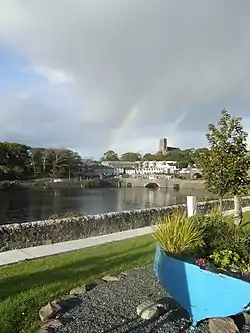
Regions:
[[101, 150, 119, 161], [142, 153, 155, 161], [197, 109, 250, 225], [121, 152, 141, 162], [0, 142, 31, 180]]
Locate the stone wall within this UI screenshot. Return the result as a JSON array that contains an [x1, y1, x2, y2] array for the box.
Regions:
[[1, 196, 250, 252], [120, 177, 205, 189]]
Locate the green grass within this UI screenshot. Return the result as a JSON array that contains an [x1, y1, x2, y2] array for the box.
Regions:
[[226, 211, 250, 229], [0, 235, 155, 333], [242, 211, 250, 229]]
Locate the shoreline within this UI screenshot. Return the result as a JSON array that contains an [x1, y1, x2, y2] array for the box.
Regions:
[[0, 178, 117, 190], [1, 196, 250, 253]]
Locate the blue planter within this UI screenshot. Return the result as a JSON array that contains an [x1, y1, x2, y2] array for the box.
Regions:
[[153, 244, 250, 328]]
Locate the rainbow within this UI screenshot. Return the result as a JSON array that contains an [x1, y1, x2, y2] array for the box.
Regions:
[[107, 107, 138, 149]]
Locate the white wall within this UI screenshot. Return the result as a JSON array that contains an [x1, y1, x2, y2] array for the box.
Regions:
[[138, 160, 178, 175]]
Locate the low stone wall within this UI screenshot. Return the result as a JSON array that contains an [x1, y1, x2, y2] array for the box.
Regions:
[[1, 196, 250, 252]]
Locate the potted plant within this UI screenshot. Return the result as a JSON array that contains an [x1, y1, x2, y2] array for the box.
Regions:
[[153, 210, 250, 329]]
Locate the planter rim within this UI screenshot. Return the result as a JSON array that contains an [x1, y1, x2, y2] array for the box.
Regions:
[[156, 244, 250, 283]]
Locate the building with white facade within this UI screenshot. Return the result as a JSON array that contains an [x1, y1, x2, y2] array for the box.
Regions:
[[101, 161, 139, 176], [137, 161, 178, 175], [101, 160, 179, 176]]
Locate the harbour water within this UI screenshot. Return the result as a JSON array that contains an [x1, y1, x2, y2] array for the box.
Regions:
[[0, 187, 208, 225]]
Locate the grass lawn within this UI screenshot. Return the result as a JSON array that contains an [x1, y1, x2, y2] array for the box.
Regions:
[[226, 211, 250, 229], [0, 234, 155, 333], [242, 211, 250, 229]]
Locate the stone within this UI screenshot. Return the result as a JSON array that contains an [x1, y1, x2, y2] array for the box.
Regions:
[[102, 274, 121, 282], [209, 317, 239, 333], [37, 319, 63, 333], [136, 301, 162, 320], [39, 302, 61, 322], [43, 319, 63, 329], [69, 283, 97, 295], [70, 285, 87, 296]]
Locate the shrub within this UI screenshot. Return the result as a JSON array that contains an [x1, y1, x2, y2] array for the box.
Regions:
[[152, 210, 205, 255], [192, 209, 250, 267]]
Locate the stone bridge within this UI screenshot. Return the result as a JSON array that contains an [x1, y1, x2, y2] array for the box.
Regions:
[[120, 177, 205, 190]]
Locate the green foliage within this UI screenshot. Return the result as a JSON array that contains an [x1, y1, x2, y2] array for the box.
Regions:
[[197, 109, 250, 199], [209, 249, 250, 273], [142, 153, 155, 161], [0, 142, 83, 180], [209, 250, 241, 271], [102, 147, 204, 167], [196, 209, 249, 248], [101, 150, 119, 161], [153, 210, 205, 255], [121, 152, 141, 162], [192, 209, 250, 272]]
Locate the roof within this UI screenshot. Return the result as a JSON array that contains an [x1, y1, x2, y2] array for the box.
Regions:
[[105, 161, 140, 168]]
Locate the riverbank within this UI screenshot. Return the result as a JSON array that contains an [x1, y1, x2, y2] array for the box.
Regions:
[[1, 196, 250, 252], [0, 178, 118, 190]]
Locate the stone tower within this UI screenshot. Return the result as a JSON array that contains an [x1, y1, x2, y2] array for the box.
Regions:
[[159, 138, 168, 155]]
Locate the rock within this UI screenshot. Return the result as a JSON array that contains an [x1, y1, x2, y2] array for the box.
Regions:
[[136, 301, 162, 320], [37, 319, 63, 333], [209, 317, 239, 333], [54, 295, 82, 313], [39, 301, 62, 322], [70, 283, 97, 295], [70, 286, 87, 296], [102, 274, 121, 282], [44, 319, 63, 329]]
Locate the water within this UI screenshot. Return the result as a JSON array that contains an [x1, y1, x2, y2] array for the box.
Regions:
[[0, 187, 207, 225]]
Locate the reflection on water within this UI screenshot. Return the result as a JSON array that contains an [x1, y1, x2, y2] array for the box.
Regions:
[[0, 187, 207, 225]]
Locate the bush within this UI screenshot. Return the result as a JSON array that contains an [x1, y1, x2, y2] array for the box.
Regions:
[[153, 210, 205, 255], [191, 209, 250, 270]]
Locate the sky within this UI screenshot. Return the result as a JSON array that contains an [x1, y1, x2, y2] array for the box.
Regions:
[[1, 1, 250, 159]]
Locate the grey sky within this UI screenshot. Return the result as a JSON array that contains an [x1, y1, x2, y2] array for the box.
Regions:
[[1, 0, 250, 158]]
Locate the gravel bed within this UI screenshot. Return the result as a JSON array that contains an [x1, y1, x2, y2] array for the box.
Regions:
[[55, 267, 250, 333]]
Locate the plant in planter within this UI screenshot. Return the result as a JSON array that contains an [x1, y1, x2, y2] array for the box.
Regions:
[[153, 210, 250, 329]]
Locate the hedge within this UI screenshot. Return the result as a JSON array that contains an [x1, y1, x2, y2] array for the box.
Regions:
[[1, 196, 250, 252]]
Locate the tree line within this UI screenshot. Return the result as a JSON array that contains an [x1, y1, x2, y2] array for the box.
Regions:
[[100, 148, 209, 169], [0, 142, 83, 180]]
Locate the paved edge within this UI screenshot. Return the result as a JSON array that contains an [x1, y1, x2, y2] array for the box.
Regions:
[[0, 207, 249, 267]]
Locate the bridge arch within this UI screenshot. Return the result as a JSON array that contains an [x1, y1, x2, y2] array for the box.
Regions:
[[126, 182, 132, 187], [192, 173, 202, 179], [144, 182, 160, 188]]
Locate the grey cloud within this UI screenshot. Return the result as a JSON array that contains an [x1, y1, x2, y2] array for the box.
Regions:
[[1, 0, 250, 157]]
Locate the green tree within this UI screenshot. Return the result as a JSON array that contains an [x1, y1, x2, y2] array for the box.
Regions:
[[142, 153, 155, 161], [121, 152, 141, 162], [101, 150, 119, 161], [197, 108, 250, 225], [0, 142, 31, 180]]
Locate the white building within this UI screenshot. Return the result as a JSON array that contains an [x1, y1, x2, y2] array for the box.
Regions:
[[137, 161, 178, 175], [123, 167, 137, 176], [101, 161, 140, 176]]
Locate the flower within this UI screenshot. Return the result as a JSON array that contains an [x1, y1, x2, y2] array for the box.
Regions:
[[196, 258, 206, 267]]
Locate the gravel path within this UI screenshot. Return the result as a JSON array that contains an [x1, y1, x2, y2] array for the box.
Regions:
[[55, 267, 250, 333]]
